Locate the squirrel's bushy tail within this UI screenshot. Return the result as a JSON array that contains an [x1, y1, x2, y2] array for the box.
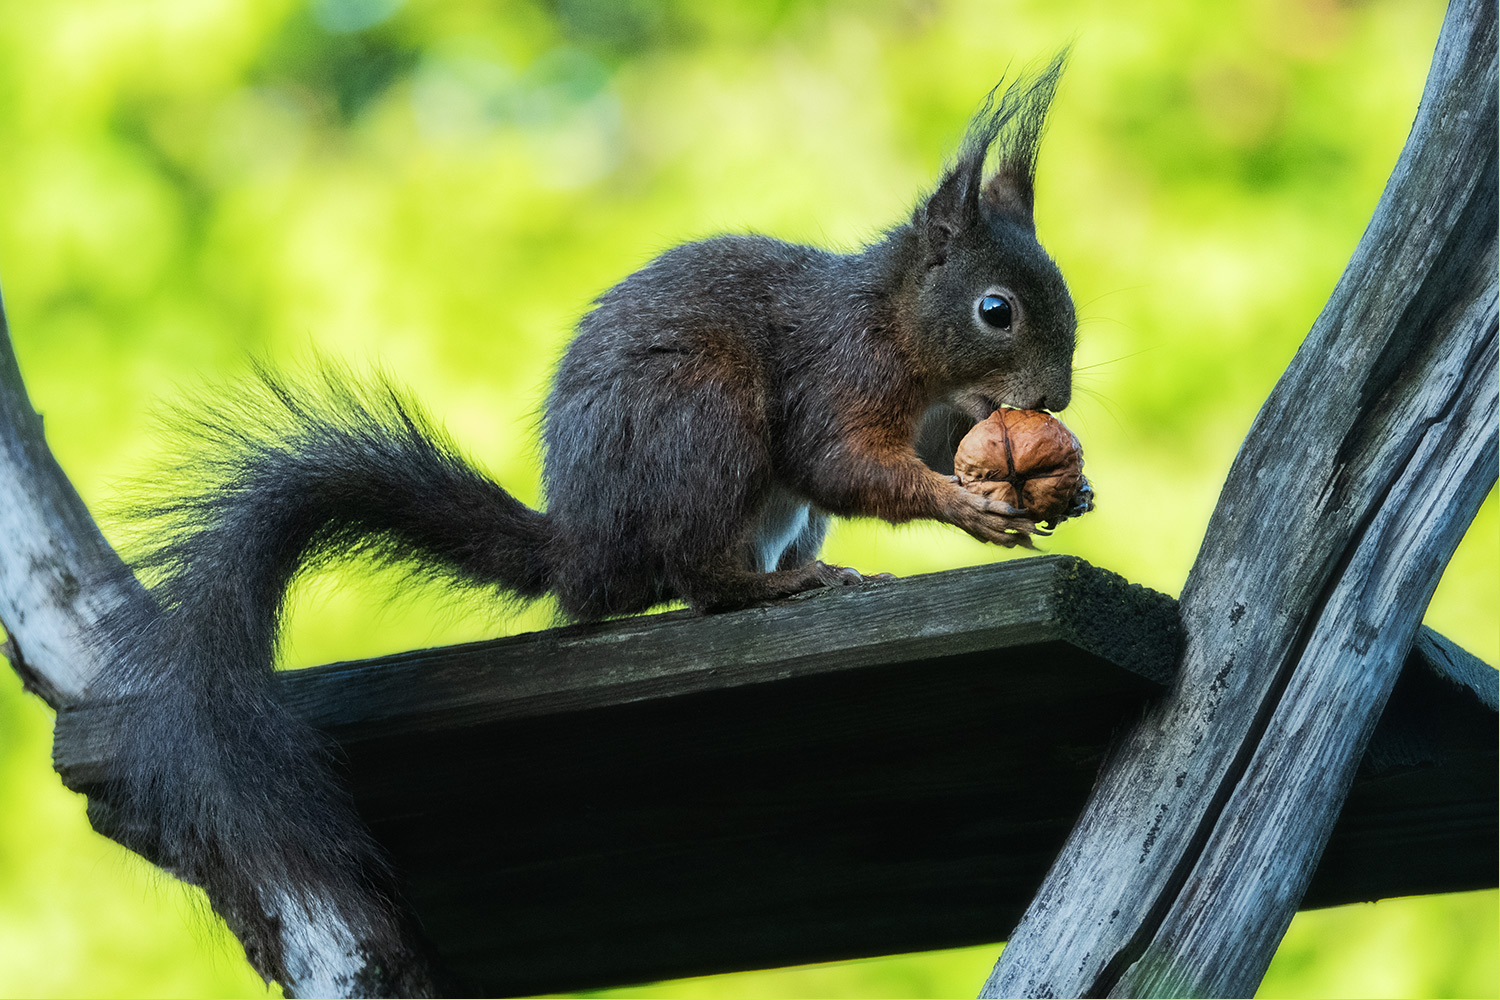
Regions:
[[94, 363, 549, 983]]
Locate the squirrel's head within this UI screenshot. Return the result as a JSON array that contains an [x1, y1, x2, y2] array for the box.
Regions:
[[907, 53, 1076, 418]]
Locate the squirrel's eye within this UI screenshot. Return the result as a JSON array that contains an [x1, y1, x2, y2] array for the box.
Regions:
[[978, 294, 1013, 331]]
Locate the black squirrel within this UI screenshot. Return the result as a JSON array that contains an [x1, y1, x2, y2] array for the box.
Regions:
[[93, 56, 1078, 989]]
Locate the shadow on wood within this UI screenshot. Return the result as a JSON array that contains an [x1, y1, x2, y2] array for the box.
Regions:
[[53, 555, 1496, 996]]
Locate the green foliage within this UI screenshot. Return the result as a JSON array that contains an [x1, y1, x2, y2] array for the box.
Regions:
[[0, 0, 1493, 996]]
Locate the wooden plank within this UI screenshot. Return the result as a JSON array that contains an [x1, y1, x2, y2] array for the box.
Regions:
[[981, 0, 1499, 994], [57, 555, 1179, 786], [284, 555, 1180, 732], [53, 560, 1497, 996]]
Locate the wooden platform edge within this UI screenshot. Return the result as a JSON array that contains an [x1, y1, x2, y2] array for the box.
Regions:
[[52, 556, 1495, 797]]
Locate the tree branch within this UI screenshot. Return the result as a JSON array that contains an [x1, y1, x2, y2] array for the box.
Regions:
[[983, 0, 1499, 995], [0, 294, 436, 998], [0, 293, 151, 708]]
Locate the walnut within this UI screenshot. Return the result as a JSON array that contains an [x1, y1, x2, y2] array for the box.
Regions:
[[953, 409, 1093, 527]]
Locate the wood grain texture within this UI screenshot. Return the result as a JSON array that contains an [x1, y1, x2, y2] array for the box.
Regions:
[[57, 555, 1179, 784], [51, 564, 1497, 996], [1284, 626, 1497, 910], [982, 0, 1499, 995], [283, 555, 1181, 732]]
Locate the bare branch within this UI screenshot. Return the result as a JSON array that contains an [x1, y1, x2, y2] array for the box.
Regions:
[[0, 293, 435, 998], [0, 294, 151, 707], [983, 0, 1498, 995]]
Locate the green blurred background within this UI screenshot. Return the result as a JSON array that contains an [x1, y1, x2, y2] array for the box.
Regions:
[[0, 0, 1494, 996]]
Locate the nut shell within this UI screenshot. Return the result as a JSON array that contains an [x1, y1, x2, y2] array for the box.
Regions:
[[954, 409, 1087, 525]]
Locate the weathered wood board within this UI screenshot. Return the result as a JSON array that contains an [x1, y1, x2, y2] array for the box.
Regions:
[[53, 555, 1496, 996]]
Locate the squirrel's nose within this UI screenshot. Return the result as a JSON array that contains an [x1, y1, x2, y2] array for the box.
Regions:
[[1007, 381, 1070, 413], [1039, 385, 1072, 412]]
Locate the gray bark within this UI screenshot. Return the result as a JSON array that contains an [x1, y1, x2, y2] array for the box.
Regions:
[[982, 0, 1498, 995], [0, 293, 150, 706]]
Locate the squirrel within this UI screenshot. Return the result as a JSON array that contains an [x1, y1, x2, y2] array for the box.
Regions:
[[92, 55, 1077, 989]]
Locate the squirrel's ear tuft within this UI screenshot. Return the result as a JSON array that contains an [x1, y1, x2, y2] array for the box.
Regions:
[[976, 49, 1069, 231], [916, 49, 1068, 263]]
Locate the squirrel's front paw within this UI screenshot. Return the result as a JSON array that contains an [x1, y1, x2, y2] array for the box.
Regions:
[[1065, 475, 1095, 519], [1039, 474, 1096, 529], [950, 489, 1042, 548]]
